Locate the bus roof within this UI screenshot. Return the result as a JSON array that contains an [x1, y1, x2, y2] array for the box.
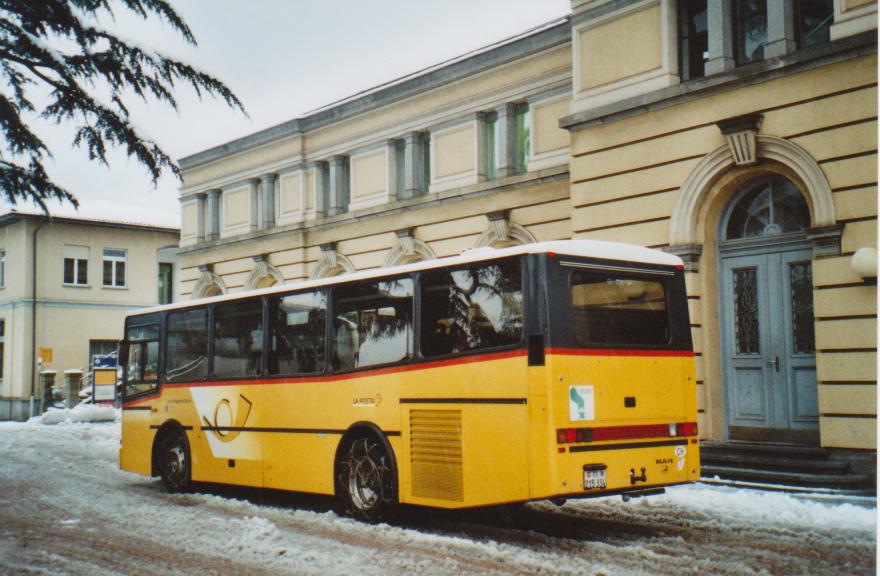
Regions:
[[127, 240, 683, 318]]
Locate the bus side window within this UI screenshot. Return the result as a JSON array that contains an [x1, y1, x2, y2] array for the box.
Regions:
[[332, 278, 413, 371], [268, 290, 326, 375], [420, 259, 523, 357], [213, 299, 263, 379], [165, 308, 209, 383]]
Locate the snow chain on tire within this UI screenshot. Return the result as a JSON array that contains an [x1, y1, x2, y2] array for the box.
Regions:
[[338, 436, 396, 522]]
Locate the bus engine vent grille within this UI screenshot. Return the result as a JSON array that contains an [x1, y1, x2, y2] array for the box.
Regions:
[[409, 409, 463, 502]]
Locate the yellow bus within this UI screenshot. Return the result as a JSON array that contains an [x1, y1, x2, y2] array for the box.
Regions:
[[120, 240, 699, 520]]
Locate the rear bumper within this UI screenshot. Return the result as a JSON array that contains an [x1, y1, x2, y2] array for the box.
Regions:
[[546, 438, 701, 498]]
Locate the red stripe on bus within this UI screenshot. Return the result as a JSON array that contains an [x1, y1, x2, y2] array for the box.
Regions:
[[122, 349, 527, 405], [546, 348, 694, 357]]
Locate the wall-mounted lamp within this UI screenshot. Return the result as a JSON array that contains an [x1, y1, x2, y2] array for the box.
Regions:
[[850, 247, 877, 285]]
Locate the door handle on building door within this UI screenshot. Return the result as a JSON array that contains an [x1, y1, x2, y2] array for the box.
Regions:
[[767, 357, 779, 372]]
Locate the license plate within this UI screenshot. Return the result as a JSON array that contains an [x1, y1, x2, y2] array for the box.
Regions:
[[583, 465, 607, 489]]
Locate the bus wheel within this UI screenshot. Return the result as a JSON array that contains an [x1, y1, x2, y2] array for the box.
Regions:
[[158, 430, 191, 493], [339, 436, 395, 522]]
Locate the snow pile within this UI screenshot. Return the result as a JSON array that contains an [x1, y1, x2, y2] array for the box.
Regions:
[[36, 403, 119, 425], [632, 484, 876, 532]]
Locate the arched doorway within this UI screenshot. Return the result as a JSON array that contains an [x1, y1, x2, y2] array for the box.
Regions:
[[718, 175, 818, 444]]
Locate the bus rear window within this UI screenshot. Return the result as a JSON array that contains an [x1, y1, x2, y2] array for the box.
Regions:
[[570, 271, 669, 346]]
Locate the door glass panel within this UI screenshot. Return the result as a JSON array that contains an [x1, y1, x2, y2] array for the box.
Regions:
[[733, 268, 760, 355], [789, 262, 816, 353]]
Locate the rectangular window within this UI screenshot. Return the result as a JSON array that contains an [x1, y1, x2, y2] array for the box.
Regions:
[[63, 245, 89, 286], [320, 162, 331, 217], [0, 319, 5, 380], [268, 290, 326, 375], [796, 0, 833, 48], [734, 0, 767, 65], [570, 271, 670, 347], [394, 140, 406, 200], [0, 249, 5, 288], [420, 258, 523, 357], [213, 299, 263, 379], [166, 308, 209, 382], [514, 104, 530, 174], [332, 278, 413, 371], [102, 248, 126, 287], [124, 322, 159, 397], [158, 262, 174, 305], [679, 0, 708, 80], [420, 133, 431, 194], [484, 113, 497, 180]]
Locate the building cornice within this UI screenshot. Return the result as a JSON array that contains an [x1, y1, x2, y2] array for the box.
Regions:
[[176, 165, 569, 257], [179, 18, 571, 171], [561, 30, 878, 132]]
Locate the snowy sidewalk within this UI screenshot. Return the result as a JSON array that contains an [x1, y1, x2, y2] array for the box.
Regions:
[[0, 418, 875, 576]]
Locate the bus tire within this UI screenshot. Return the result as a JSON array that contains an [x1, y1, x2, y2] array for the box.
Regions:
[[337, 435, 396, 522], [158, 429, 191, 493]]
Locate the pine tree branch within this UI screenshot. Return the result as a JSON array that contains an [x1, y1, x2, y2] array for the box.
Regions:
[[0, 0, 246, 211]]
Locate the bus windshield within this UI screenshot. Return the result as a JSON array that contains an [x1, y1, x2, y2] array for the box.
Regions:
[[570, 270, 670, 346]]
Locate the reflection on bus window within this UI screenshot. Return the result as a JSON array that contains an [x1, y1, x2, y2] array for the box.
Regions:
[[332, 279, 413, 371], [570, 271, 669, 346], [166, 308, 209, 382], [268, 290, 326, 375], [421, 259, 523, 357], [124, 322, 159, 397], [213, 299, 263, 379]]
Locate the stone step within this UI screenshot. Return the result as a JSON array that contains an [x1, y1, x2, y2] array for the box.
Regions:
[[700, 452, 850, 474], [701, 465, 874, 489], [700, 441, 830, 460]]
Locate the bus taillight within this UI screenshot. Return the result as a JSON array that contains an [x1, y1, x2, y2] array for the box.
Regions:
[[672, 422, 699, 437], [557, 422, 698, 444]]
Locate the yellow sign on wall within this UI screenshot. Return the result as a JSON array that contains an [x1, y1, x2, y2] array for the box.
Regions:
[[38, 347, 53, 363]]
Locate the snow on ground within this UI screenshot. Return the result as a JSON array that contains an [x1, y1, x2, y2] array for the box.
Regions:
[[0, 420, 874, 576], [37, 404, 119, 425]]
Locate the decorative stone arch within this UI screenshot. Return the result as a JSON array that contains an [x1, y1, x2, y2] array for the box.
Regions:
[[244, 254, 284, 290], [474, 211, 537, 248], [383, 228, 436, 267], [309, 243, 355, 280], [191, 264, 226, 299], [670, 135, 836, 248]]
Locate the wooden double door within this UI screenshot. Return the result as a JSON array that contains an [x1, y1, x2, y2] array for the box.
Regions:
[[719, 243, 818, 444]]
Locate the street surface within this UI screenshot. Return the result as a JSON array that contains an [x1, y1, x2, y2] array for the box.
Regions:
[[0, 417, 874, 575]]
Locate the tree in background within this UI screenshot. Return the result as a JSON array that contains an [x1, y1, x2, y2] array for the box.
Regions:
[[0, 0, 244, 210]]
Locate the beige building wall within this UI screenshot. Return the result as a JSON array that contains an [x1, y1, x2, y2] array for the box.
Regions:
[[568, 54, 878, 450]]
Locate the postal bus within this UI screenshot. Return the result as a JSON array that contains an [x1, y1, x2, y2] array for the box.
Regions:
[[120, 240, 700, 520]]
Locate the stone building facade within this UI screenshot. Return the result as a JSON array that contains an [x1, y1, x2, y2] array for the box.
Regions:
[[177, 1, 877, 453]]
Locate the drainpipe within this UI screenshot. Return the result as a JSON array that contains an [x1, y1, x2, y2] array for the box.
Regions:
[[30, 218, 46, 417]]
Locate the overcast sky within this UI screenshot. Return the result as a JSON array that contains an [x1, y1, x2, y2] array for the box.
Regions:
[[4, 0, 571, 227]]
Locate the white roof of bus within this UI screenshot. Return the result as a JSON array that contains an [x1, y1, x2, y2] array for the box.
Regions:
[[128, 240, 682, 317]]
